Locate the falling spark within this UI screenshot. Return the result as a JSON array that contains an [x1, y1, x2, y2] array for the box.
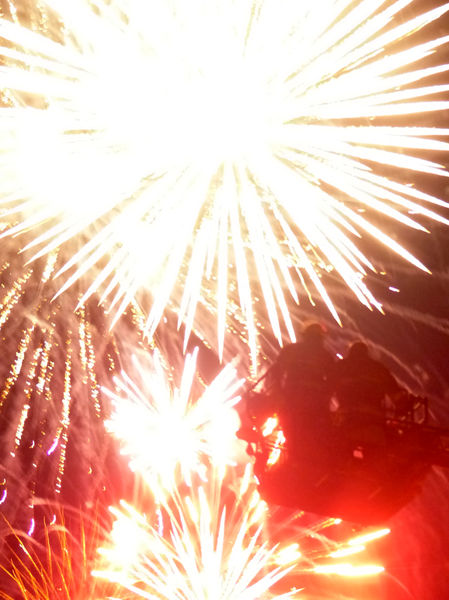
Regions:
[[103, 348, 244, 499], [0, 1, 448, 361], [0, 239, 151, 530], [329, 545, 366, 559], [26, 517, 35, 536]]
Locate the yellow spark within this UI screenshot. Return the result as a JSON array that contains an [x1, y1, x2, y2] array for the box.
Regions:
[[329, 545, 366, 558], [348, 527, 391, 546], [275, 544, 302, 566]]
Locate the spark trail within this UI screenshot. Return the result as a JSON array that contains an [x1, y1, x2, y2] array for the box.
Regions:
[[0, 237, 152, 534]]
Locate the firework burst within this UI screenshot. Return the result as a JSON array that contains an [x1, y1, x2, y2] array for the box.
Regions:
[[103, 348, 244, 499], [95, 471, 297, 600], [93, 478, 298, 600], [94, 469, 390, 599], [0, 1, 448, 360]]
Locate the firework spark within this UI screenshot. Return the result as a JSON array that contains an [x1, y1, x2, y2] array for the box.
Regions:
[[0, 237, 154, 534], [94, 471, 390, 599], [103, 348, 244, 499], [1, 1, 448, 360], [95, 472, 297, 600], [0, 503, 132, 599]]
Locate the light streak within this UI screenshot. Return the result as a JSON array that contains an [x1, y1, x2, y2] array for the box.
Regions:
[[27, 517, 35, 536], [348, 528, 391, 546], [329, 545, 366, 559], [0, 240, 150, 526], [95, 482, 296, 600], [0, 1, 448, 360], [46, 438, 58, 456]]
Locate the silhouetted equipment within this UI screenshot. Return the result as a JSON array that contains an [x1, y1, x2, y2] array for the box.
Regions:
[[238, 387, 449, 525]]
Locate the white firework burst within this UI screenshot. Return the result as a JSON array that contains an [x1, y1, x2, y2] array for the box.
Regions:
[[94, 473, 297, 600], [1, 0, 449, 361], [103, 348, 244, 499]]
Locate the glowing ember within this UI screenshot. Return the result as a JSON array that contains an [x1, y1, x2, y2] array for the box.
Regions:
[[260, 415, 286, 467]]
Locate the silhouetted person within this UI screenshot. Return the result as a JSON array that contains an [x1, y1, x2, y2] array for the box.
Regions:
[[268, 322, 336, 457], [333, 341, 402, 451]]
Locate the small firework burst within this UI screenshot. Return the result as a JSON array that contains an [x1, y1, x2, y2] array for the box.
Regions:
[[103, 348, 244, 499], [95, 473, 297, 600]]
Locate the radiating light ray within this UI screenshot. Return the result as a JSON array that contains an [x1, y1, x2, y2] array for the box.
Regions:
[[95, 470, 389, 598], [0, 1, 448, 360], [103, 348, 244, 499], [95, 479, 297, 600]]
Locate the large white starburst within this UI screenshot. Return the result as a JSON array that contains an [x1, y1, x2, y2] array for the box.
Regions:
[[1, 0, 449, 360]]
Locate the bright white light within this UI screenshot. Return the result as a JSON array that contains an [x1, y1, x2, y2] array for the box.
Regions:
[[1, 1, 449, 360], [103, 348, 244, 498]]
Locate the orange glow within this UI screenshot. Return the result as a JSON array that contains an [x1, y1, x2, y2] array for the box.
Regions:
[[348, 528, 391, 546], [261, 415, 286, 467], [313, 563, 385, 577], [262, 415, 279, 437], [266, 429, 287, 467]]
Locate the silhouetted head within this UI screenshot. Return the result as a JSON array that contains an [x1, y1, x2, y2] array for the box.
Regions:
[[347, 341, 369, 360], [302, 322, 327, 343]]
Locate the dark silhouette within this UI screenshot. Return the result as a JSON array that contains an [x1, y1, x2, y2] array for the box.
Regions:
[[268, 322, 335, 456], [238, 336, 449, 526], [333, 341, 402, 450]]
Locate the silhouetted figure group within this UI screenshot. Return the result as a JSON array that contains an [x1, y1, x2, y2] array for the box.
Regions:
[[268, 322, 404, 460]]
